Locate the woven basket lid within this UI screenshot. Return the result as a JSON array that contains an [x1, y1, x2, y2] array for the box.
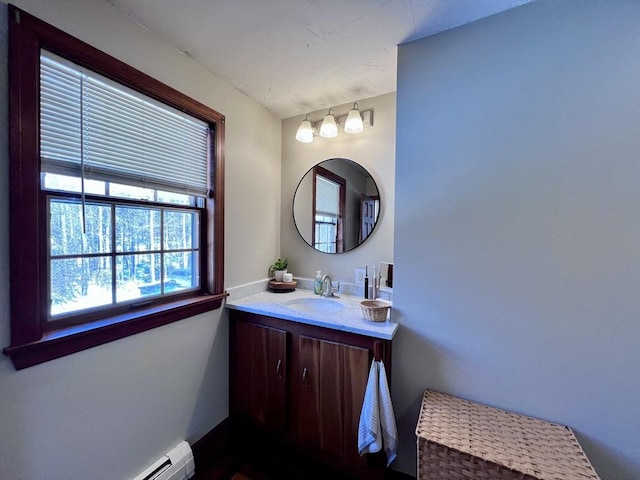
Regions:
[[416, 390, 600, 480]]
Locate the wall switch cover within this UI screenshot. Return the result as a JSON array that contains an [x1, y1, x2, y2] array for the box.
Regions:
[[355, 268, 366, 286]]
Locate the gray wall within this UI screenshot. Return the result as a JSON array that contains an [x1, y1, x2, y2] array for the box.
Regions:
[[0, 1, 281, 479], [393, 1, 639, 478]]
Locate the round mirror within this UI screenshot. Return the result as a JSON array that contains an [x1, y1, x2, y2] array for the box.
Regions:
[[293, 158, 380, 254]]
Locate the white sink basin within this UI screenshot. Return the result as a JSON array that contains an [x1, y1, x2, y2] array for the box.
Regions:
[[284, 297, 345, 314]]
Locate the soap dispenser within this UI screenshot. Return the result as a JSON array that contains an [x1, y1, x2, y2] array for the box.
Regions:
[[314, 270, 323, 295]]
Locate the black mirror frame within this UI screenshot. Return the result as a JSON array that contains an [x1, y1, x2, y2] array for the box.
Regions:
[[292, 158, 381, 254]]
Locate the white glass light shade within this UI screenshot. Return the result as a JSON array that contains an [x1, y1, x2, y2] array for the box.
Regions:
[[319, 112, 338, 138], [295, 116, 314, 143], [344, 104, 364, 134]]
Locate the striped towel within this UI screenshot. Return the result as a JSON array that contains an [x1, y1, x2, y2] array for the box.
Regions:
[[358, 360, 382, 455], [377, 360, 398, 465], [357, 360, 398, 466]]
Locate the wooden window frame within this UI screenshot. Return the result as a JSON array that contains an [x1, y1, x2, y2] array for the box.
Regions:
[[3, 6, 227, 370]]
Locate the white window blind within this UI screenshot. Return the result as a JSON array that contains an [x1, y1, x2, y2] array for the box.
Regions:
[[315, 174, 340, 216], [40, 50, 210, 196]]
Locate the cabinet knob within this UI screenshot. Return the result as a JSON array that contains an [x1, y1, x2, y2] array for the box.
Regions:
[[276, 359, 282, 378], [302, 367, 309, 387]]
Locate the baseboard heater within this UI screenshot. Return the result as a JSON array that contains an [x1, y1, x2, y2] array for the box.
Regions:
[[133, 441, 195, 480]]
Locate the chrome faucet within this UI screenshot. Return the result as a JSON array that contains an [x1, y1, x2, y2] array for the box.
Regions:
[[321, 274, 339, 298]]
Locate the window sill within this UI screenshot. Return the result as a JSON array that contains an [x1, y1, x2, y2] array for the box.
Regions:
[[3, 292, 228, 370]]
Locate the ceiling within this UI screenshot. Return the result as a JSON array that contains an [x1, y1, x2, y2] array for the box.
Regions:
[[107, 0, 531, 119]]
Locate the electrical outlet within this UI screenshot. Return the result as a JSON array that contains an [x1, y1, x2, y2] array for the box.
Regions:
[[355, 268, 366, 286]]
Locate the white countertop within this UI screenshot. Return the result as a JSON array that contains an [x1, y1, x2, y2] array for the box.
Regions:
[[225, 289, 398, 340]]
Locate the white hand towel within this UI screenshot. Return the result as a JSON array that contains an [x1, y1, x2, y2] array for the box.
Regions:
[[358, 360, 382, 455], [377, 361, 398, 466]]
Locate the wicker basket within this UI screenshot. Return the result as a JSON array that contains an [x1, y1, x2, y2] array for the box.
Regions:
[[416, 390, 600, 480], [360, 300, 390, 322]]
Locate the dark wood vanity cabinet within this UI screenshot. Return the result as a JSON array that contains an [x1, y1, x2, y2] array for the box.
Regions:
[[296, 335, 370, 469], [229, 309, 392, 478], [232, 320, 288, 432]]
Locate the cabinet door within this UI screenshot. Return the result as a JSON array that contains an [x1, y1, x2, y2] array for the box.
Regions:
[[234, 320, 288, 432], [297, 335, 370, 467]]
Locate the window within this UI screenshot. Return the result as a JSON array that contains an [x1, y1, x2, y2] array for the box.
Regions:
[[313, 166, 345, 253], [4, 6, 226, 369], [41, 51, 207, 322]]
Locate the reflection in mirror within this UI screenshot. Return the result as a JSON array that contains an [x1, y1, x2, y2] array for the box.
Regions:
[[293, 158, 380, 254], [379, 262, 393, 289]]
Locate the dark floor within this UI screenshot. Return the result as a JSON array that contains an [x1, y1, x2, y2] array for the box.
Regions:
[[191, 420, 414, 480], [196, 450, 362, 480], [195, 445, 412, 480], [226, 456, 357, 480]]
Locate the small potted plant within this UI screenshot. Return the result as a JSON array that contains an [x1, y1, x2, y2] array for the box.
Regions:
[[269, 257, 289, 282]]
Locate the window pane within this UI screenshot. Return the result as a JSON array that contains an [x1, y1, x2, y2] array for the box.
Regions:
[[50, 256, 112, 317], [42, 173, 198, 206], [50, 199, 112, 256], [115, 206, 161, 252], [164, 252, 199, 291], [157, 190, 194, 206], [43, 173, 105, 195], [116, 253, 162, 302], [315, 214, 337, 253], [164, 210, 198, 250], [109, 183, 155, 202]]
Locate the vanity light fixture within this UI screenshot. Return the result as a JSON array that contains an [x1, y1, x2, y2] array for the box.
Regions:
[[344, 103, 364, 134], [319, 108, 338, 138], [294, 106, 373, 143], [295, 114, 314, 143]]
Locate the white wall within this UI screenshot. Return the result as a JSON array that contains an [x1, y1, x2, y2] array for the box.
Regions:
[[281, 93, 395, 284], [394, 1, 640, 479], [0, 1, 281, 479]]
